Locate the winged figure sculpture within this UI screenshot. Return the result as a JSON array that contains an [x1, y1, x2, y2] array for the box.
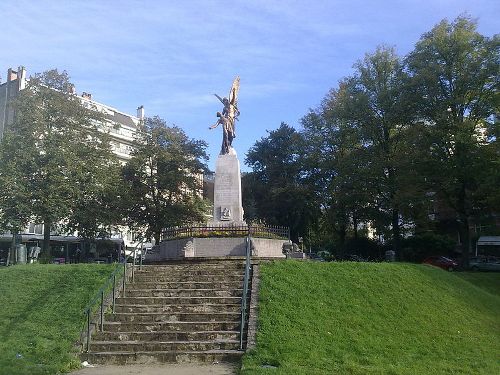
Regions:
[[209, 76, 240, 155]]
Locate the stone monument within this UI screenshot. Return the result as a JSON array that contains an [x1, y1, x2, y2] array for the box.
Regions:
[[209, 76, 244, 224], [153, 76, 287, 259]]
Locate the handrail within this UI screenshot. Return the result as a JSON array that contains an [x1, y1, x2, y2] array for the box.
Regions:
[[131, 239, 147, 283], [82, 239, 148, 353], [239, 233, 252, 350], [83, 258, 127, 352]]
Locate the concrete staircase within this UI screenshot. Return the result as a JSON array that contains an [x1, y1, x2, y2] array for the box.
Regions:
[[83, 260, 250, 365]]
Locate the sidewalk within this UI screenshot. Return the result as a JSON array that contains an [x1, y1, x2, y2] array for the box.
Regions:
[[70, 363, 238, 375]]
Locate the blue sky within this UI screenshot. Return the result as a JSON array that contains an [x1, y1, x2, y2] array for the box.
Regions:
[[0, 1, 498, 171]]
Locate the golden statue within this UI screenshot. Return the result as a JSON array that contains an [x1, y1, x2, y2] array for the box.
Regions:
[[209, 76, 240, 154]]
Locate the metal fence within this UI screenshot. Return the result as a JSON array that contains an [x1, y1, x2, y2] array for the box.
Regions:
[[162, 223, 289, 241]]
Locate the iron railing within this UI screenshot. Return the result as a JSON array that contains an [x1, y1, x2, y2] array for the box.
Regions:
[[239, 234, 252, 350], [82, 240, 145, 352], [82, 259, 127, 352], [162, 223, 289, 241]]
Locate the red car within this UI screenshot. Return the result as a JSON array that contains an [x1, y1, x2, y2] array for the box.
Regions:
[[423, 256, 459, 271]]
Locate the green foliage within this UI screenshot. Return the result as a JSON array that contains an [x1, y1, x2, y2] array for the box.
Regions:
[[399, 233, 456, 262], [0, 264, 113, 374], [0, 69, 121, 251], [0, 132, 33, 234], [405, 16, 500, 263], [246, 16, 498, 262], [244, 123, 319, 241], [242, 261, 500, 374], [123, 116, 209, 243], [343, 237, 386, 260], [301, 46, 413, 253]]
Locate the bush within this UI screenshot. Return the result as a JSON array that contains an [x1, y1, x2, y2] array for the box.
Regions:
[[399, 233, 455, 262], [343, 237, 386, 261]]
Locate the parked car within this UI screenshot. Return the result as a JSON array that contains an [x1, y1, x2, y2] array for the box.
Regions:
[[423, 256, 459, 271], [469, 256, 500, 272]]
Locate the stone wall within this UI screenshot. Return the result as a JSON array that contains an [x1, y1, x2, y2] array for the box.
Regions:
[[251, 238, 287, 258], [155, 237, 288, 260]]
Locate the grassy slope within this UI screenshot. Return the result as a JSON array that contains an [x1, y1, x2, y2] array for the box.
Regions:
[[0, 264, 114, 375], [242, 262, 500, 375]]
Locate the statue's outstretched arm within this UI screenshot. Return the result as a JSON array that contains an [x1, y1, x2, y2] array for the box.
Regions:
[[209, 121, 220, 129]]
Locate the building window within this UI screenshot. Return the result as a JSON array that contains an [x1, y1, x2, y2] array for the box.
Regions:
[[26, 223, 43, 234]]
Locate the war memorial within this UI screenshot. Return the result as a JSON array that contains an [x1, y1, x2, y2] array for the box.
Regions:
[[148, 77, 289, 261], [81, 78, 289, 365]]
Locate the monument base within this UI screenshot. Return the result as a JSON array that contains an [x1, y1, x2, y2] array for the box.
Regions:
[[151, 237, 287, 261], [212, 149, 244, 224]]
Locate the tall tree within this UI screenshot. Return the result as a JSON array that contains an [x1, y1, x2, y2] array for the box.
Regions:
[[301, 106, 377, 251], [405, 16, 500, 266], [244, 123, 318, 241], [315, 46, 412, 253], [0, 69, 116, 254], [123, 116, 209, 244]]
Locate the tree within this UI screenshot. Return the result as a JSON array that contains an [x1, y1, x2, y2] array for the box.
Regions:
[[301, 107, 377, 253], [405, 16, 500, 266], [123, 116, 209, 244], [305, 46, 413, 254], [65, 152, 123, 240], [0, 69, 117, 254], [0, 131, 33, 264], [244, 123, 319, 241]]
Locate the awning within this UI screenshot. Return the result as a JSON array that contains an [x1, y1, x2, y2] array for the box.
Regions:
[[477, 236, 500, 246]]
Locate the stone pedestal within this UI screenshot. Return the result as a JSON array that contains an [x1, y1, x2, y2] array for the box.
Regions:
[[211, 149, 244, 224]]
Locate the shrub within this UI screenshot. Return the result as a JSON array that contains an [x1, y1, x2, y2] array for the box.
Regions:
[[343, 237, 386, 260], [399, 233, 456, 262]]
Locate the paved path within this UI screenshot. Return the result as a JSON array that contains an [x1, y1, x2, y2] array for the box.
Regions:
[[70, 363, 238, 375]]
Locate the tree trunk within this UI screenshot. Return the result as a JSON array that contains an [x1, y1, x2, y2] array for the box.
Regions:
[[459, 215, 471, 268], [337, 224, 347, 256], [457, 182, 471, 268], [391, 208, 401, 254], [154, 232, 161, 247], [6, 230, 18, 266], [353, 215, 358, 239], [43, 221, 51, 259]]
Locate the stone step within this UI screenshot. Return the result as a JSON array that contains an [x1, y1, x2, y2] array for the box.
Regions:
[[114, 303, 241, 314], [127, 281, 244, 290], [134, 269, 245, 276], [83, 349, 244, 365], [116, 296, 243, 305], [106, 312, 241, 323], [136, 264, 245, 271], [123, 289, 243, 298], [102, 321, 240, 332], [132, 275, 244, 283], [93, 330, 241, 342], [82, 260, 253, 365], [89, 340, 240, 352]]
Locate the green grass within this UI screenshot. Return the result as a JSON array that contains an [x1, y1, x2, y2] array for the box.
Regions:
[[241, 262, 500, 375], [0, 264, 114, 375], [454, 272, 500, 296]]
